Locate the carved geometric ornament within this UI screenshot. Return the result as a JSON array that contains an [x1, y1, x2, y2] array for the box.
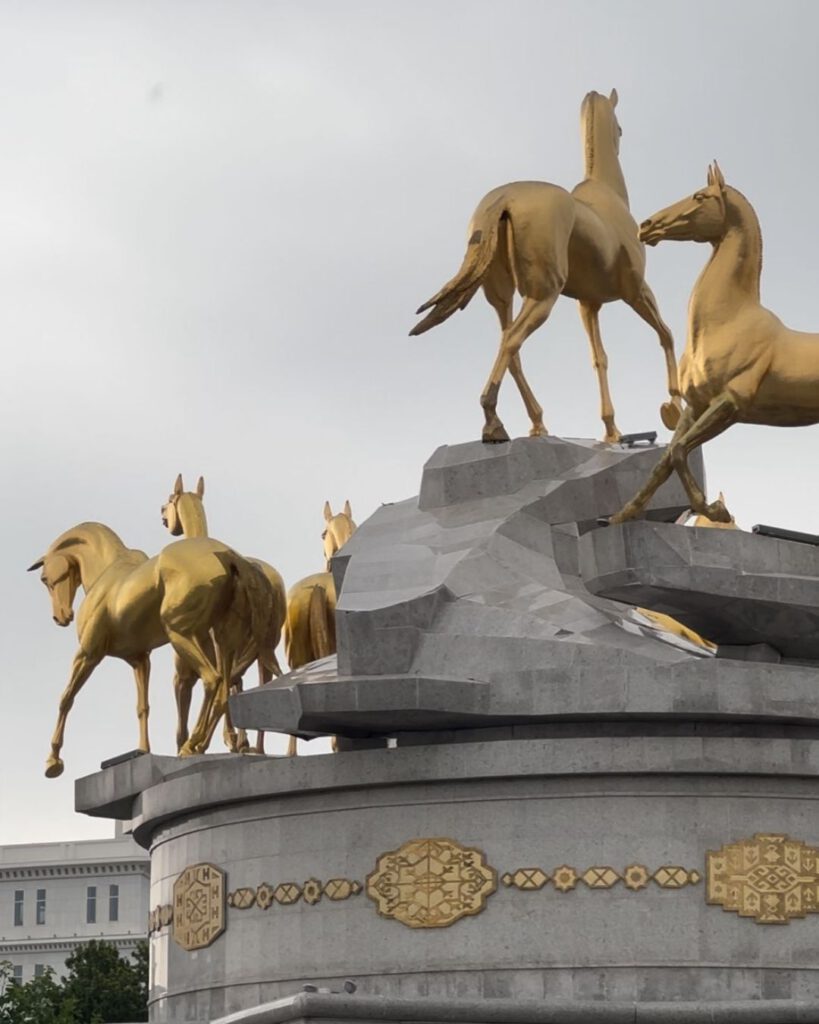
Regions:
[[501, 863, 701, 892], [172, 862, 226, 950], [366, 837, 497, 928], [707, 834, 819, 924]]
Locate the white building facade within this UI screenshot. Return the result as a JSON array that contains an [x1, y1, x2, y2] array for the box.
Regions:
[[0, 829, 150, 984]]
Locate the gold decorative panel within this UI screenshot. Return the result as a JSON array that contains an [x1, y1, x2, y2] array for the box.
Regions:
[[707, 833, 819, 924], [367, 837, 497, 928], [172, 863, 226, 951], [227, 878, 363, 913], [502, 863, 700, 894]]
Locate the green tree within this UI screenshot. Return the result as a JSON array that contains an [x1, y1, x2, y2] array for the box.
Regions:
[[0, 962, 74, 1024], [60, 940, 148, 1024]]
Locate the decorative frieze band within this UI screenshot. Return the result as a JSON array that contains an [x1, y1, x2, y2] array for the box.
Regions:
[[155, 832, 815, 950]]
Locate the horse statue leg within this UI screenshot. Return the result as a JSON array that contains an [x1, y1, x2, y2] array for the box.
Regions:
[[668, 393, 738, 522], [625, 282, 683, 430], [610, 394, 738, 523], [126, 653, 151, 753], [578, 302, 620, 443], [483, 248, 547, 438], [172, 652, 197, 754], [480, 293, 560, 443], [45, 648, 102, 778], [166, 628, 224, 756]]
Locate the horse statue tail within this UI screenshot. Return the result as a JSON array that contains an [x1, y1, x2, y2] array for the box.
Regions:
[[308, 584, 335, 661], [410, 196, 506, 336], [229, 556, 277, 678]]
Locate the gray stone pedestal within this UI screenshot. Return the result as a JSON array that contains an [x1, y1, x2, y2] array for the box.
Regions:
[[75, 438, 819, 1024]]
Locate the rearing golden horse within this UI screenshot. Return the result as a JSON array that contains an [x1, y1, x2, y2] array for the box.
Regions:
[[612, 163, 819, 523], [29, 522, 274, 776], [411, 89, 681, 444]]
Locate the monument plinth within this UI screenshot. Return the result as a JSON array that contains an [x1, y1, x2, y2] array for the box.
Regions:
[[77, 438, 819, 1024]]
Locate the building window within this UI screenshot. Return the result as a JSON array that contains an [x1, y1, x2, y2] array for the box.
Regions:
[[36, 888, 46, 925], [86, 885, 97, 924], [13, 890, 23, 926], [109, 883, 119, 922], [12, 965, 23, 986], [34, 964, 45, 979]]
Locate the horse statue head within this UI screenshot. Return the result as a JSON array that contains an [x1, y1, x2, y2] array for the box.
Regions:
[[322, 500, 356, 570], [28, 548, 80, 627], [640, 162, 728, 247], [161, 474, 207, 537], [581, 88, 622, 159]]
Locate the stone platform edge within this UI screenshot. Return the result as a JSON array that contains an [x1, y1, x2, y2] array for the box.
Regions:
[[212, 992, 819, 1024]]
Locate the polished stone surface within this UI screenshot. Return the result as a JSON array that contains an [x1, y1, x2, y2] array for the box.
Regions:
[[231, 437, 819, 740]]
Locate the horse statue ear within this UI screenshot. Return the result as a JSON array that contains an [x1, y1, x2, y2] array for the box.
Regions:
[[609, 88, 618, 108], [27, 558, 45, 572], [343, 500, 352, 519], [324, 501, 333, 522], [174, 474, 184, 496], [707, 164, 714, 187], [712, 160, 726, 190], [196, 476, 205, 498]]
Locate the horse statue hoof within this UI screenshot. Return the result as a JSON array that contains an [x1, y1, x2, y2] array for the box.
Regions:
[[482, 422, 511, 444], [660, 400, 681, 430], [45, 755, 64, 779], [528, 424, 549, 438], [706, 499, 733, 524]]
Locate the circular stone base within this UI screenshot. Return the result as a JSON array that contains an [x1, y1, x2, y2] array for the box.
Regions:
[[80, 732, 819, 1023]]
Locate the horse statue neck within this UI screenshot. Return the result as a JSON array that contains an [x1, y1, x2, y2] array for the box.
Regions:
[[176, 493, 209, 538], [692, 187, 762, 324], [581, 96, 628, 205], [48, 522, 131, 591]]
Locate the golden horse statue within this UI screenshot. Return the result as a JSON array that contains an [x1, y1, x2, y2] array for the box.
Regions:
[[612, 162, 819, 523], [410, 89, 681, 444], [28, 523, 274, 777], [160, 474, 286, 754], [283, 501, 356, 755]]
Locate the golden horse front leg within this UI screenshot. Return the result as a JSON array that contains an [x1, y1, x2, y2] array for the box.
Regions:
[[608, 407, 696, 523], [626, 283, 682, 430], [46, 648, 101, 778], [668, 393, 738, 521]]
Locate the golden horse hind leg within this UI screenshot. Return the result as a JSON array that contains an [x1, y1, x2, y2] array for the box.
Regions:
[[480, 294, 560, 443], [172, 653, 197, 753], [168, 629, 224, 756], [483, 238, 547, 439]]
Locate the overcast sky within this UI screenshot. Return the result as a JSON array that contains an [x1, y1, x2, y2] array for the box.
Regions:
[[2, 0, 819, 845]]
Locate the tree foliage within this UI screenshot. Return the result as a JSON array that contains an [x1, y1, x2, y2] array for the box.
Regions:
[[0, 940, 148, 1024]]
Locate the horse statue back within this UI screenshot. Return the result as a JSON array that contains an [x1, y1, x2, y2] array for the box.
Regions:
[[411, 89, 681, 444], [29, 522, 273, 776]]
